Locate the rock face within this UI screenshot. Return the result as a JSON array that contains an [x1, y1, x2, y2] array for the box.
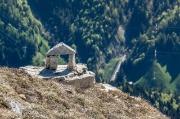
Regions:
[[21, 64, 95, 88], [10, 101, 22, 115], [64, 74, 95, 88], [100, 83, 119, 92]]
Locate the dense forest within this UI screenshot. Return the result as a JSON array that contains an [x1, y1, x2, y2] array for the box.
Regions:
[[0, 0, 49, 67], [1, 0, 180, 118], [114, 81, 180, 118]]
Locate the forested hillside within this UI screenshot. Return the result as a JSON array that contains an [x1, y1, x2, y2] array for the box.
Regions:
[[28, 0, 130, 81], [119, 0, 180, 93], [28, 0, 180, 92], [1, 0, 180, 118], [0, 0, 49, 67]]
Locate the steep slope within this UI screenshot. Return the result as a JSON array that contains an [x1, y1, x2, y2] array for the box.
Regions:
[[0, 67, 167, 119], [0, 0, 179, 92], [0, 0, 180, 117], [135, 61, 173, 92], [122, 0, 180, 93]]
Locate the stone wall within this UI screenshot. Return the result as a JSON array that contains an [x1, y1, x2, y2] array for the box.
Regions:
[[46, 55, 58, 70], [67, 54, 76, 71]]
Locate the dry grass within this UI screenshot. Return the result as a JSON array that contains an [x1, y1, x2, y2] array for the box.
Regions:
[[0, 67, 168, 119]]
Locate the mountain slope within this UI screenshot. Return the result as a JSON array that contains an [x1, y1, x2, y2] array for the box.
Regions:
[[0, 0, 179, 117], [2, 0, 179, 92], [27, 0, 180, 92], [0, 0, 49, 67], [0, 67, 167, 119], [135, 61, 174, 92]]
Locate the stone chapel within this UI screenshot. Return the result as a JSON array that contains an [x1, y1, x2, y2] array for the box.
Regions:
[[45, 42, 76, 71]]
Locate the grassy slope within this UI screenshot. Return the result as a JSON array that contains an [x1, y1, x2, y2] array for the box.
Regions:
[[0, 67, 167, 119], [135, 61, 177, 92], [32, 35, 50, 66], [100, 58, 119, 82], [131, 1, 180, 93]]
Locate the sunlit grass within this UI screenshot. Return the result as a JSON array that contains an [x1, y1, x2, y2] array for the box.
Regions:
[[103, 58, 119, 82], [135, 61, 176, 93]]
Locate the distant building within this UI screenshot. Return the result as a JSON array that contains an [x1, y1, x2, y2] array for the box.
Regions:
[[46, 42, 76, 71]]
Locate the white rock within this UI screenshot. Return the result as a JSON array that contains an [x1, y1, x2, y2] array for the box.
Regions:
[[10, 101, 22, 115]]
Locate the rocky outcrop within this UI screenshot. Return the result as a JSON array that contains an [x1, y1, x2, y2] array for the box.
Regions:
[[64, 74, 95, 88], [20, 64, 95, 88]]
